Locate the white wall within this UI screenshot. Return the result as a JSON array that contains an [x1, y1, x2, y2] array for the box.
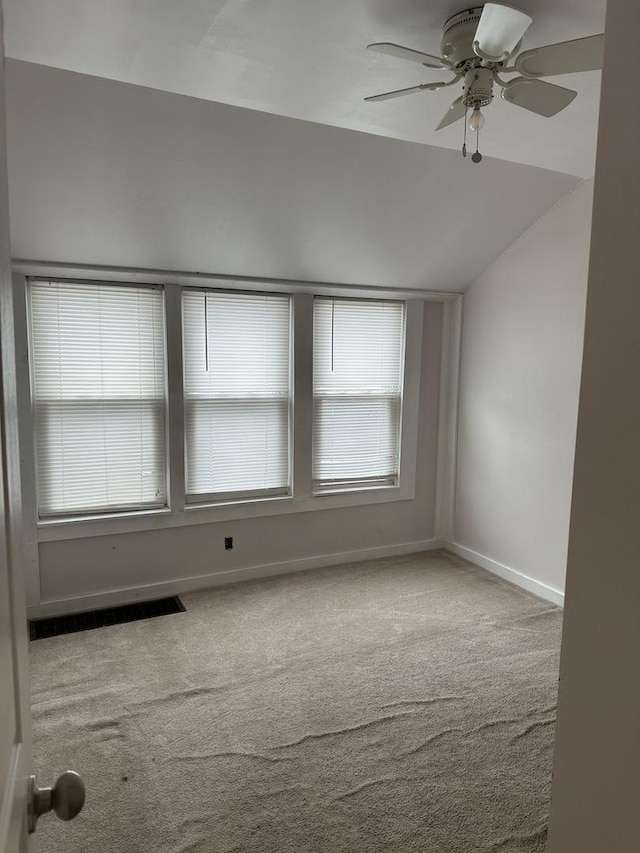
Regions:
[[2, 59, 462, 612], [5, 60, 577, 294], [3, 60, 581, 611], [34, 301, 442, 607], [453, 179, 593, 600]]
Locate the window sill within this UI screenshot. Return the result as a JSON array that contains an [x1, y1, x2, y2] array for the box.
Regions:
[[313, 484, 398, 497], [36, 483, 414, 543], [38, 506, 171, 524], [185, 491, 292, 510]]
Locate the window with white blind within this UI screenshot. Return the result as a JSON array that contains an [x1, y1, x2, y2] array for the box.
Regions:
[[312, 297, 405, 492], [182, 290, 291, 502], [29, 281, 167, 517]]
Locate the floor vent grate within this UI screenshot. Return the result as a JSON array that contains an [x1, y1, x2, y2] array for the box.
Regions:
[[29, 596, 186, 640]]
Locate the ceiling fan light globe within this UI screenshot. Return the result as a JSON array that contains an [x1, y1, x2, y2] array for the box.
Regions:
[[474, 3, 533, 60]]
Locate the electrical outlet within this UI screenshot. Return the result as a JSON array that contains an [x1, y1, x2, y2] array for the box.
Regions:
[[224, 537, 233, 551]]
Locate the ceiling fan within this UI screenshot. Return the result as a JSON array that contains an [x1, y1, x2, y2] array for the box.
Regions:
[[365, 3, 605, 162]]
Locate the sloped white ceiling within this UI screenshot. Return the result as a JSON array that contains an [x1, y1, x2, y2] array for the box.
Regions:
[[3, 0, 605, 176], [6, 61, 578, 292]]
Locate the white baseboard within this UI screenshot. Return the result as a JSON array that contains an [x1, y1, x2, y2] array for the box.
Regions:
[[445, 541, 565, 608], [28, 538, 445, 619]]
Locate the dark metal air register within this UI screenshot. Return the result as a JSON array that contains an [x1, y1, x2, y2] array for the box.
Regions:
[[29, 596, 186, 640]]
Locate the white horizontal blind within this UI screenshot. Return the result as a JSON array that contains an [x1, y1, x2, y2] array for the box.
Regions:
[[182, 290, 291, 500], [313, 297, 405, 491], [29, 280, 167, 517]]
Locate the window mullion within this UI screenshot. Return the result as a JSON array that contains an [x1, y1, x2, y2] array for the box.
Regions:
[[292, 293, 313, 498], [164, 285, 186, 514]]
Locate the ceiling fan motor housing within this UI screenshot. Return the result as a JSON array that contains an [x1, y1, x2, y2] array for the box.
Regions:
[[441, 7, 484, 69], [442, 7, 521, 112], [441, 6, 523, 73], [463, 67, 494, 108]]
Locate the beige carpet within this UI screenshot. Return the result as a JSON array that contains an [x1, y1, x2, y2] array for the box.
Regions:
[[29, 550, 562, 853]]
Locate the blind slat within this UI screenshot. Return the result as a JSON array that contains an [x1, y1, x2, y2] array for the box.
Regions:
[[182, 291, 291, 499], [30, 281, 167, 516], [312, 298, 405, 490]]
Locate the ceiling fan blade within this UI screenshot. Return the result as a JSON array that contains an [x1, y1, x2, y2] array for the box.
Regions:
[[435, 95, 465, 130], [367, 42, 446, 68], [365, 85, 431, 102], [501, 77, 577, 117], [515, 34, 605, 77], [474, 3, 532, 61], [365, 82, 445, 101]]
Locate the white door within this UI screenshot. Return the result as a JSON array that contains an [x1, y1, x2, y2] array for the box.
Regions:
[[0, 386, 31, 853], [0, 9, 34, 850], [0, 13, 33, 851], [0, 14, 86, 849]]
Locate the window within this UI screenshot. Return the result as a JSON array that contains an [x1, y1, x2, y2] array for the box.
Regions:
[[182, 290, 291, 502], [312, 297, 405, 492], [25, 276, 420, 535], [29, 281, 167, 517]]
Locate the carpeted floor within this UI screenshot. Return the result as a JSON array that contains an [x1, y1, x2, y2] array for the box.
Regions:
[[29, 549, 562, 853]]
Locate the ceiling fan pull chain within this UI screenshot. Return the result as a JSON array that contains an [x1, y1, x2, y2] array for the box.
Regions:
[[472, 126, 483, 164], [462, 103, 468, 157], [204, 292, 210, 371], [331, 298, 335, 372]]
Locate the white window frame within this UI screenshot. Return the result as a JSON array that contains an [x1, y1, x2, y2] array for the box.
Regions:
[[181, 287, 294, 505], [311, 296, 407, 495], [27, 278, 170, 520], [12, 266, 454, 546]]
